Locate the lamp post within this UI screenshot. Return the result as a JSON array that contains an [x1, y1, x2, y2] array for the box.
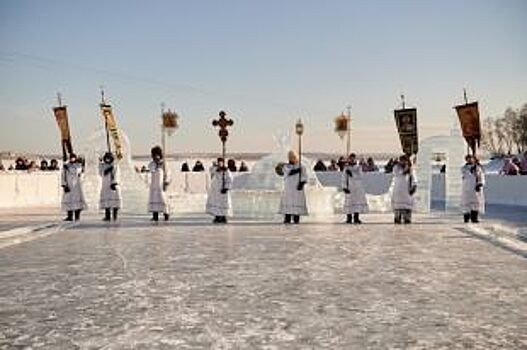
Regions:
[[295, 119, 304, 187], [346, 105, 351, 156]]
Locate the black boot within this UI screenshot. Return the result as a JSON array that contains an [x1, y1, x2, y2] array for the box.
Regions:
[[152, 212, 159, 221], [403, 210, 412, 224], [470, 210, 479, 223], [222, 216, 228, 224], [346, 214, 353, 224], [64, 210, 73, 221], [74, 210, 81, 221], [284, 214, 292, 224], [213, 216, 221, 223], [113, 208, 118, 221], [463, 213, 470, 223], [164, 213, 170, 221], [394, 210, 402, 224], [353, 213, 362, 224], [103, 208, 111, 221], [293, 215, 300, 224]]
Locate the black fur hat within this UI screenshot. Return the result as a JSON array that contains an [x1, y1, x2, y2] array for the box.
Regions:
[[103, 152, 114, 163], [151, 146, 163, 159]]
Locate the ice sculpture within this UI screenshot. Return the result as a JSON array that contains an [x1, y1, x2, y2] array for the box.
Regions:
[[415, 124, 465, 212], [78, 128, 149, 214], [231, 132, 336, 218]]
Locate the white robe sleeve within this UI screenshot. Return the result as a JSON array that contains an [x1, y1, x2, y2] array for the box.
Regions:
[[224, 171, 233, 190], [112, 166, 119, 186], [61, 166, 68, 187], [163, 166, 171, 185], [300, 165, 307, 183], [341, 169, 348, 190], [477, 166, 485, 187]]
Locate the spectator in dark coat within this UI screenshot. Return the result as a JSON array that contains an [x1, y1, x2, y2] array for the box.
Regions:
[[192, 160, 205, 172], [181, 162, 190, 172], [313, 160, 327, 172], [239, 161, 249, 172]]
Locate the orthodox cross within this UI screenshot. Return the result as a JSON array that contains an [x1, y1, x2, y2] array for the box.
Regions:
[[212, 110, 234, 157], [212, 110, 234, 188]]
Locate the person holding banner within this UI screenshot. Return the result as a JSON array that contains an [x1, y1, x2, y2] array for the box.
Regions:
[[341, 153, 368, 224], [99, 152, 121, 221], [206, 157, 233, 223], [147, 146, 171, 221], [391, 154, 417, 224], [278, 150, 308, 224], [461, 154, 485, 223], [61, 153, 87, 221]]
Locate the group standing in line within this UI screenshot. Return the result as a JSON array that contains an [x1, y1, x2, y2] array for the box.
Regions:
[[59, 146, 485, 225]]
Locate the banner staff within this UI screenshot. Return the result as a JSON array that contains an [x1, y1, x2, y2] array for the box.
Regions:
[[464, 88, 470, 155], [295, 119, 304, 188], [100, 86, 112, 154], [160, 103, 167, 187], [346, 105, 351, 156]]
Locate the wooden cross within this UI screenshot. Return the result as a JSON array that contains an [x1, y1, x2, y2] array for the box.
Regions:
[[212, 110, 234, 143]]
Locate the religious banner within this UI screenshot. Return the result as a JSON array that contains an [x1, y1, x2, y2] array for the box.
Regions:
[[100, 104, 123, 160], [334, 113, 348, 140], [394, 108, 418, 155], [162, 110, 179, 136], [454, 102, 481, 155], [52, 105, 74, 160]]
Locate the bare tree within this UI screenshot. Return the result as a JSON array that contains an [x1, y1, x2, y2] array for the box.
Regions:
[[481, 104, 527, 155], [502, 108, 517, 154], [481, 117, 498, 154], [494, 117, 506, 154], [519, 103, 527, 153]]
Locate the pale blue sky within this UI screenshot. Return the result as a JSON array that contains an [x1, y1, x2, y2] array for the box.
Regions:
[[0, 0, 526, 155]]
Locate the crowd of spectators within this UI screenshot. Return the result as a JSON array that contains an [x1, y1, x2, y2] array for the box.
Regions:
[[180, 159, 249, 173], [313, 157, 382, 173], [138, 159, 250, 173], [312, 152, 527, 176], [0, 157, 60, 172], [500, 153, 527, 175]]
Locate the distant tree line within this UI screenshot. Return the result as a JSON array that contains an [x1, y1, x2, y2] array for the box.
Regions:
[[482, 103, 527, 155]]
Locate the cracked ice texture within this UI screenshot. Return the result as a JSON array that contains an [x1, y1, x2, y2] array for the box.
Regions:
[[0, 219, 526, 349]]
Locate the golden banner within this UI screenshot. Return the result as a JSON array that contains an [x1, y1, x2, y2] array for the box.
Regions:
[[454, 102, 481, 154], [100, 104, 123, 160], [394, 108, 418, 155], [162, 111, 179, 129], [53, 106, 73, 159], [334, 113, 348, 140]]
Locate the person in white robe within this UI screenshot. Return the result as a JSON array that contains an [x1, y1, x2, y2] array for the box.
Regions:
[[391, 154, 417, 224], [278, 150, 308, 224], [205, 158, 233, 223], [99, 152, 121, 221], [461, 154, 485, 223], [341, 153, 369, 224], [61, 153, 87, 221], [147, 146, 171, 221]]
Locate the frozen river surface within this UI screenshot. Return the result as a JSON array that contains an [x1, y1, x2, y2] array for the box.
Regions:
[[0, 215, 526, 349]]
